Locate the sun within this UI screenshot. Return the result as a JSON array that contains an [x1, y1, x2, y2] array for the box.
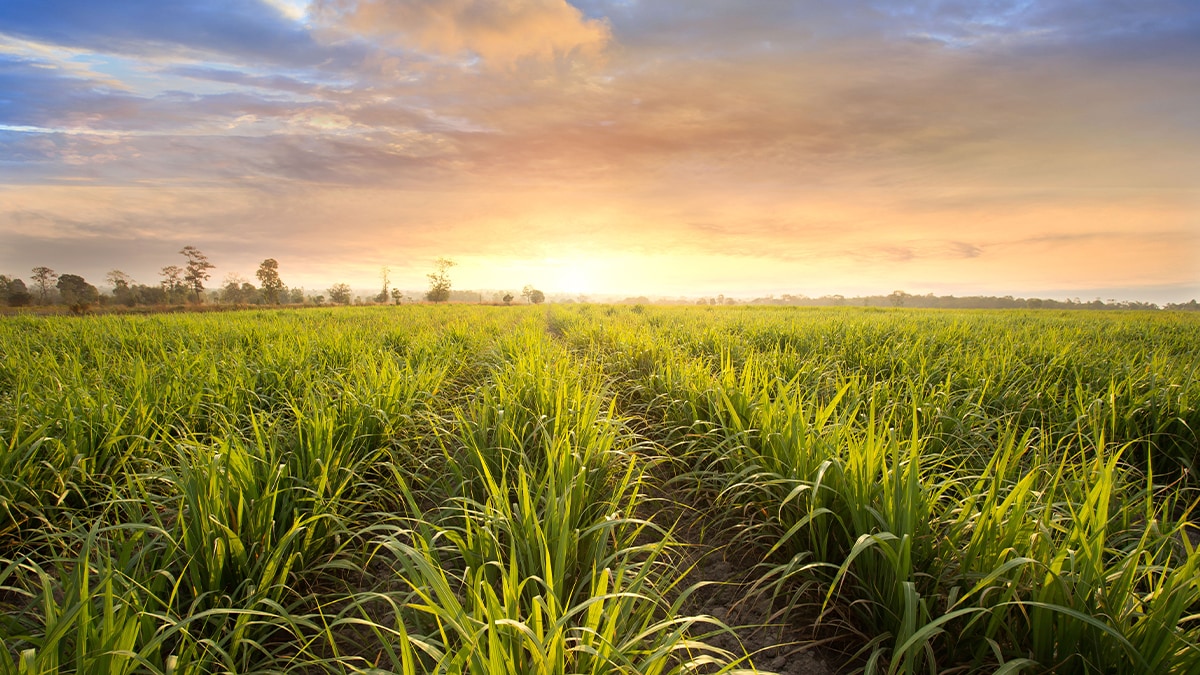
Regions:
[[544, 257, 596, 295]]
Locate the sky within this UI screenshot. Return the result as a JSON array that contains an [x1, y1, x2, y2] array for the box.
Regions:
[[1, 0, 1198, 301]]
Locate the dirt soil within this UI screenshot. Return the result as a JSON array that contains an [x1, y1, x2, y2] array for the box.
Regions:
[[651, 487, 839, 675], [683, 549, 835, 675]]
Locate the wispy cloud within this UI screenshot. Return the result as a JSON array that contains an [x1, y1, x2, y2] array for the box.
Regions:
[[0, 0, 365, 67]]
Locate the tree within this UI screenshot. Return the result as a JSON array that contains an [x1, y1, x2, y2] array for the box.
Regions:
[[221, 273, 246, 304], [179, 246, 215, 303], [888, 290, 908, 307], [1166, 299, 1199, 312], [256, 259, 285, 304], [522, 284, 545, 305], [0, 275, 23, 307], [106, 270, 136, 306], [56, 274, 99, 308], [106, 270, 132, 289], [328, 283, 352, 305], [131, 284, 163, 305], [31, 266, 57, 304], [376, 266, 390, 303], [502, 293, 514, 305], [390, 288, 403, 305], [6, 278, 31, 307], [240, 282, 260, 304], [160, 265, 185, 303], [426, 258, 455, 303]]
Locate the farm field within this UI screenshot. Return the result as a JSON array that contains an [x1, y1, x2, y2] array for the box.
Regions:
[[1, 305, 1199, 674]]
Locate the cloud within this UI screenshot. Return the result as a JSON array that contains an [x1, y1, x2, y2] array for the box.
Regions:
[[0, 55, 144, 129], [0, 0, 369, 69], [165, 66, 326, 96], [6, 0, 1197, 195], [315, 0, 611, 65], [949, 241, 982, 258]]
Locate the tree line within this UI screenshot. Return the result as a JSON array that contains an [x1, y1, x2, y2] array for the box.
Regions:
[[4, 247, 224, 311], [13, 247, 1182, 312], [746, 291, 1196, 311], [1, 248, 305, 310], [0, 249, 551, 310]]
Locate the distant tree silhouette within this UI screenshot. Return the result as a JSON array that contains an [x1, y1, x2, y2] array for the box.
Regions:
[[180, 246, 215, 303], [328, 283, 352, 305], [221, 275, 261, 304], [106, 270, 137, 306], [376, 266, 390, 303], [256, 258, 285, 304], [522, 285, 545, 304], [160, 265, 185, 303], [56, 274, 99, 310], [5, 278, 31, 307], [1, 275, 32, 307], [30, 266, 57, 304], [426, 258, 455, 303]]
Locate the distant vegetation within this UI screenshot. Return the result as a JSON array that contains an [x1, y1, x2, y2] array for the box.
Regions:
[[1, 251, 569, 312], [1, 305, 1198, 673], [1, 248, 309, 311], [424, 257, 456, 303], [745, 290, 1192, 311], [2, 248, 1196, 312]]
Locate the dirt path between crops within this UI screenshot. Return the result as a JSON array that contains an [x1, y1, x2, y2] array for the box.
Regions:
[[543, 314, 841, 674], [647, 484, 839, 675]]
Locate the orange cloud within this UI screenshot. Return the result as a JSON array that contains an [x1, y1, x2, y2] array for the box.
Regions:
[[317, 0, 610, 65]]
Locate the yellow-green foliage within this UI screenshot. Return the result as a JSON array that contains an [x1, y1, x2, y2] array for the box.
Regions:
[[0, 305, 1197, 674]]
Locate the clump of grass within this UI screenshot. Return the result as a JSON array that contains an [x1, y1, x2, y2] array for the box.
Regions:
[[344, 325, 741, 673]]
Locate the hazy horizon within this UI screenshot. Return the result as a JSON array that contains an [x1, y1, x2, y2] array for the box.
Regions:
[[2, 1, 1198, 303]]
